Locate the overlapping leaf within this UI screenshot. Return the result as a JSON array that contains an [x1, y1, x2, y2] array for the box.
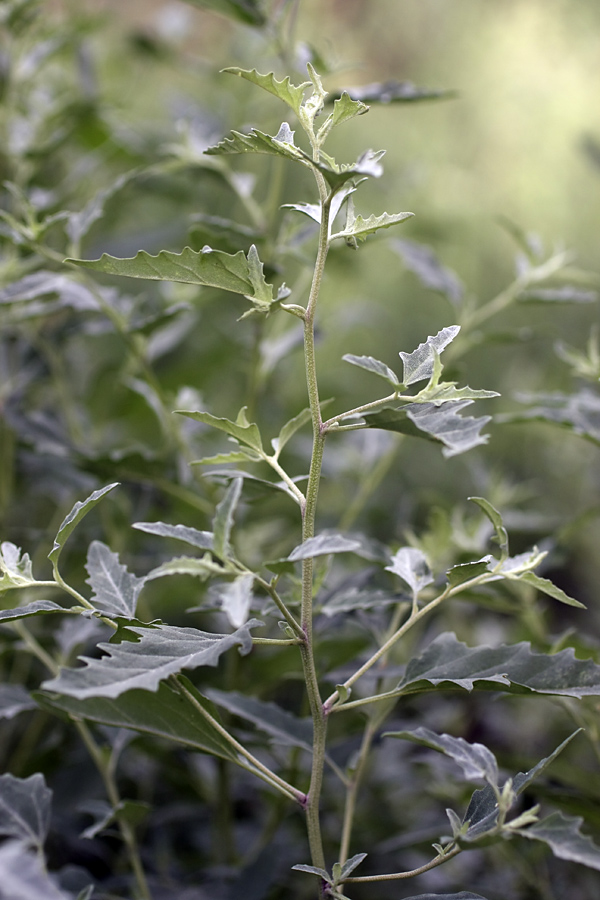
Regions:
[[363, 400, 493, 457], [221, 67, 310, 114], [206, 688, 313, 750], [85, 541, 145, 619]]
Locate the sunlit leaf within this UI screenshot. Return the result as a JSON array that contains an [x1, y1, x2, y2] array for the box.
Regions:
[[287, 533, 363, 561], [386, 547, 433, 596], [332, 80, 456, 105], [144, 554, 227, 582], [342, 354, 401, 387], [364, 400, 492, 457]]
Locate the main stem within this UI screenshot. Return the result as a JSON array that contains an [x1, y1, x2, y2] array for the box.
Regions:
[[299, 175, 331, 876]]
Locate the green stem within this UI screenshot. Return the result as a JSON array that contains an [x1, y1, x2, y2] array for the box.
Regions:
[[338, 718, 378, 865], [342, 845, 462, 883]]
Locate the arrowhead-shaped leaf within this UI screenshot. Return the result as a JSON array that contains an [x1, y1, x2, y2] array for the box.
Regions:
[[40, 677, 243, 763], [0, 773, 51, 850], [516, 811, 600, 871], [41, 620, 261, 699], [385, 726, 499, 786], [0, 543, 37, 591], [399, 326, 461, 385], [48, 483, 120, 570], [85, 541, 145, 619]]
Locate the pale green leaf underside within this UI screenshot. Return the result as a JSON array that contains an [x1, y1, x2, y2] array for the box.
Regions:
[[386, 547, 433, 595], [0, 600, 74, 621], [400, 325, 461, 385], [85, 540, 145, 619], [175, 408, 263, 452], [342, 353, 400, 386], [331, 210, 414, 242], [132, 522, 215, 552], [221, 67, 310, 114], [144, 554, 227, 582], [42, 620, 261, 699]]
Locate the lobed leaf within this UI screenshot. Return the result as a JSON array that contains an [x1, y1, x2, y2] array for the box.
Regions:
[[205, 124, 307, 165], [331, 210, 414, 243], [364, 401, 492, 457], [318, 92, 369, 141], [221, 67, 309, 114], [41, 620, 261, 700], [48, 483, 119, 569], [0, 773, 51, 850], [85, 541, 145, 619], [399, 325, 461, 385], [447, 557, 494, 588]]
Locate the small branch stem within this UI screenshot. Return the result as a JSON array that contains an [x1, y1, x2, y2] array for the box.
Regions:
[[342, 846, 462, 882]]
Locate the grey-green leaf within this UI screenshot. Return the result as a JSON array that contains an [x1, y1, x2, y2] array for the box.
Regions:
[[205, 688, 313, 750], [182, 0, 266, 26], [0, 600, 73, 621], [502, 389, 600, 445], [221, 67, 309, 114], [41, 620, 261, 699], [175, 408, 263, 452], [217, 573, 254, 628], [0, 841, 73, 900], [272, 407, 313, 456], [469, 496, 509, 559], [0, 773, 51, 849], [517, 571, 585, 608], [399, 325, 461, 385], [385, 547, 433, 595], [517, 811, 600, 871], [287, 533, 363, 561], [132, 522, 214, 552], [342, 354, 400, 386], [213, 478, 242, 560], [0, 685, 37, 720], [364, 401, 492, 457], [48, 483, 119, 569], [331, 210, 414, 243], [392, 238, 464, 306], [85, 541, 145, 619], [385, 726, 499, 786], [0, 542, 37, 591]]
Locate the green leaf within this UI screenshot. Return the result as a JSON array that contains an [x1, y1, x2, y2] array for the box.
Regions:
[[317, 92, 369, 142], [320, 588, 400, 617], [132, 522, 214, 552], [48, 483, 120, 570], [213, 478, 242, 559], [67, 245, 276, 308], [205, 688, 313, 750], [180, 0, 266, 25], [0, 600, 73, 621], [469, 497, 509, 559], [410, 382, 500, 405], [331, 210, 414, 243], [391, 238, 464, 306], [385, 547, 433, 596], [517, 571, 586, 608], [85, 541, 145, 619], [338, 852, 368, 880], [395, 631, 600, 699], [41, 620, 261, 699], [221, 67, 309, 113], [205, 124, 307, 165], [193, 448, 263, 465], [516, 811, 600, 871], [41, 676, 242, 763], [0, 542, 37, 591], [399, 326, 461, 385], [291, 864, 331, 882], [385, 726, 499, 786], [272, 407, 313, 456], [287, 533, 363, 562], [217, 573, 254, 628], [0, 773, 51, 850], [144, 554, 227, 583], [342, 354, 400, 387], [175, 407, 263, 452], [447, 557, 494, 588], [364, 401, 492, 458]]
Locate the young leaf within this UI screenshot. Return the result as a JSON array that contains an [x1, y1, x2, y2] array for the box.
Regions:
[[517, 571, 585, 608], [342, 353, 400, 387], [41, 620, 261, 699], [391, 238, 464, 306], [469, 497, 509, 559], [331, 210, 414, 243], [516, 811, 600, 871], [205, 688, 313, 751], [217, 573, 254, 628], [399, 326, 461, 386], [385, 547, 434, 596], [221, 67, 310, 114], [317, 92, 369, 144], [338, 852, 368, 880], [287, 533, 363, 562], [0, 773, 51, 849], [272, 407, 313, 456], [0, 542, 37, 591], [385, 726, 499, 786], [40, 677, 242, 763], [291, 864, 331, 882], [213, 477, 242, 560], [132, 522, 214, 552], [85, 541, 145, 619], [175, 408, 263, 453], [48, 483, 120, 570]]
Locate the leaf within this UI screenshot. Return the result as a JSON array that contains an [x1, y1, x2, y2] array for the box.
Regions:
[[193, 448, 262, 465], [272, 407, 313, 456], [447, 557, 494, 588], [331, 210, 414, 243], [205, 688, 313, 750], [333, 80, 457, 105], [364, 401, 492, 457], [400, 894, 489, 900], [67, 245, 277, 309], [516, 811, 600, 871], [0, 841, 73, 900], [395, 631, 600, 699], [338, 852, 368, 879], [320, 588, 400, 617], [319, 92, 369, 136], [0, 685, 37, 720], [342, 354, 400, 387], [204, 125, 307, 166], [0, 270, 100, 312], [48, 483, 120, 569], [218, 573, 254, 628], [399, 326, 461, 385], [291, 864, 331, 882], [516, 571, 585, 608], [85, 541, 145, 619], [182, 0, 266, 26], [175, 408, 264, 452], [0, 600, 73, 621], [66, 169, 140, 246], [40, 676, 242, 763], [391, 239, 464, 305], [41, 620, 261, 699], [385, 726, 499, 786], [213, 477, 242, 559], [144, 554, 226, 582], [519, 286, 597, 303], [132, 521, 214, 552], [504, 389, 600, 445], [0, 542, 37, 591], [385, 547, 434, 596], [0, 773, 51, 849], [469, 497, 509, 559], [221, 67, 309, 114], [287, 533, 363, 562]]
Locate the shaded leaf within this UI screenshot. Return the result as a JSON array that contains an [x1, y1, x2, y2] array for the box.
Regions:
[[469, 497, 509, 558], [0, 773, 51, 849], [66, 169, 140, 246], [85, 541, 145, 619], [342, 353, 400, 386], [221, 67, 309, 114], [132, 521, 214, 552], [291, 864, 331, 882], [213, 477, 242, 559], [392, 239, 464, 305], [218, 573, 254, 628], [205, 125, 307, 166], [193, 448, 262, 465], [517, 811, 600, 871], [386, 726, 499, 786], [334, 80, 456, 105], [364, 401, 492, 457], [339, 852, 368, 879], [0, 685, 37, 720], [503, 389, 600, 445], [144, 554, 227, 582], [399, 326, 461, 386], [40, 676, 241, 763], [516, 571, 585, 609], [400, 894, 488, 900], [175, 407, 263, 452], [320, 588, 400, 617], [272, 407, 313, 456], [48, 483, 120, 569], [206, 688, 313, 750], [287, 533, 363, 562], [386, 547, 433, 596], [447, 557, 494, 588], [0, 600, 73, 621], [41, 620, 261, 699], [0, 270, 100, 312]]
